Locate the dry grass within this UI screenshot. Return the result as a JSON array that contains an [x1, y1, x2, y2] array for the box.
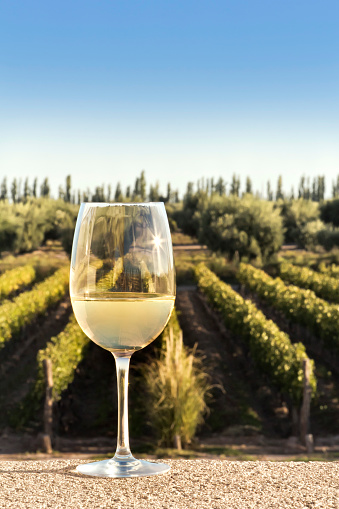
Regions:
[[141, 311, 211, 448]]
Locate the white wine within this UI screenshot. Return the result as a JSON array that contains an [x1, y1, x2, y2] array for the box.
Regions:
[[71, 293, 175, 352]]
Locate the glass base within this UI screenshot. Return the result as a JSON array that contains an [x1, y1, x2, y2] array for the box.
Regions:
[[76, 456, 170, 478]]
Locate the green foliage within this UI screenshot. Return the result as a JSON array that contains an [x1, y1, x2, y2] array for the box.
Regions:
[[320, 199, 339, 227], [166, 202, 184, 233], [174, 248, 237, 285], [195, 263, 316, 405], [36, 315, 89, 401], [0, 265, 69, 351], [318, 262, 339, 277], [279, 262, 339, 304], [317, 229, 339, 251], [315, 200, 339, 250], [0, 199, 78, 254], [300, 219, 326, 250], [279, 199, 322, 247], [54, 207, 79, 256], [195, 194, 284, 261], [177, 187, 203, 237], [142, 309, 210, 447], [0, 264, 36, 301], [238, 263, 339, 356]]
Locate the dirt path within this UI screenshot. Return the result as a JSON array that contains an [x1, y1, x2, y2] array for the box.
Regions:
[[173, 244, 208, 251], [175, 287, 290, 438], [0, 298, 73, 429]]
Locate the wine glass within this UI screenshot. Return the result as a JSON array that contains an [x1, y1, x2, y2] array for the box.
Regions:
[[70, 202, 175, 478]]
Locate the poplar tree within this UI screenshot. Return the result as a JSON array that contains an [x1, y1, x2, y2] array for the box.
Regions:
[[298, 176, 305, 199], [11, 178, 17, 203], [149, 182, 159, 202], [140, 170, 146, 200], [166, 183, 171, 202], [114, 182, 123, 202], [267, 181, 273, 201], [215, 177, 226, 196], [40, 178, 50, 198], [318, 176, 325, 201], [23, 178, 30, 201], [0, 177, 7, 200], [245, 176, 253, 194], [332, 176, 339, 198], [230, 174, 240, 196], [276, 175, 284, 200], [65, 175, 72, 202], [32, 178, 38, 198], [133, 177, 140, 199]]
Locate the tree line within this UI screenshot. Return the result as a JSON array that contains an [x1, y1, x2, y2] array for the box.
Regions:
[[0, 171, 180, 205], [184, 174, 328, 202], [2, 169, 339, 258], [2, 172, 338, 205]]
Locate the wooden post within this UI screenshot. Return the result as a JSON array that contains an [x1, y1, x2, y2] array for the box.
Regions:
[[42, 358, 53, 454], [173, 434, 182, 451], [300, 358, 313, 452]]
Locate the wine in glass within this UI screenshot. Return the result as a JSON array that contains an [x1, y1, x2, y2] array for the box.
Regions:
[[70, 202, 175, 477]]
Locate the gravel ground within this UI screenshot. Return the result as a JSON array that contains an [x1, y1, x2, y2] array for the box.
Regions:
[[0, 459, 338, 508]]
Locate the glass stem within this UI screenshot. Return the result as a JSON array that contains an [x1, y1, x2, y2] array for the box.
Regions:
[[113, 353, 133, 461]]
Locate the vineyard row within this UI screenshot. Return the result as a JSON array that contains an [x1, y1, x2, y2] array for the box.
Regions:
[[0, 265, 69, 351], [0, 264, 36, 302], [279, 261, 339, 304], [238, 263, 339, 355], [194, 263, 316, 405]]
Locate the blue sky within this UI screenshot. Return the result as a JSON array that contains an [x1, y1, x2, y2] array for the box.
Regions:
[[1, 0, 338, 198]]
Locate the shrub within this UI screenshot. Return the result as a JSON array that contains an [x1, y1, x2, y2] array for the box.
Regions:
[[317, 228, 339, 251], [320, 199, 339, 227], [0, 199, 78, 254], [195, 194, 284, 261], [280, 199, 322, 247]]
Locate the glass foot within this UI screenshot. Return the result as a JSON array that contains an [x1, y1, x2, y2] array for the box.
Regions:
[[76, 456, 170, 478]]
